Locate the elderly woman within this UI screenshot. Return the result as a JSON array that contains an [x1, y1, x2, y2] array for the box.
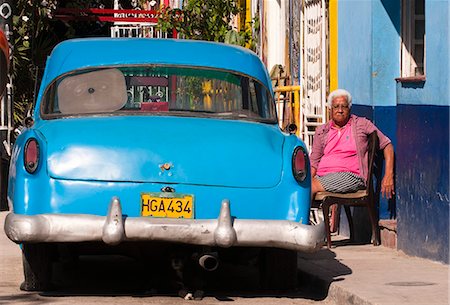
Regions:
[[310, 89, 395, 230]]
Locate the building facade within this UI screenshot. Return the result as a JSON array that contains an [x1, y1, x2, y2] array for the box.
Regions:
[[331, 0, 449, 263]]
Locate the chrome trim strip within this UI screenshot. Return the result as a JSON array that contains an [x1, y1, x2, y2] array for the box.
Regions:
[[4, 198, 325, 252]]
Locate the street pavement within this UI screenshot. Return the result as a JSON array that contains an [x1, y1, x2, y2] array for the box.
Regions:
[[298, 237, 449, 305]]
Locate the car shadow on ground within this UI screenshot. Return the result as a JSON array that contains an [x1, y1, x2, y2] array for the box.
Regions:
[[297, 240, 354, 299], [28, 249, 352, 302]]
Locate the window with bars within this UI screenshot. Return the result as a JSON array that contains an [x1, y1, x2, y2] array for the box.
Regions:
[[401, 0, 425, 77]]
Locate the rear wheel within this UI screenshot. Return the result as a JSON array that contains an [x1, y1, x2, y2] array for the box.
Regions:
[[259, 248, 298, 290], [21, 243, 56, 291]]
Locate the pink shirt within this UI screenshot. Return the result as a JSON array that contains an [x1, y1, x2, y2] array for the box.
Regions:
[[311, 115, 392, 183], [316, 119, 360, 176]]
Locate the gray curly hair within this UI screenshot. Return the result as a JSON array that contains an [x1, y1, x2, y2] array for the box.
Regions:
[[327, 89, 352, 108]]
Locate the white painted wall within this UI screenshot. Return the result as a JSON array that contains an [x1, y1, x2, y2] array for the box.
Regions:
[[265, 0, 287, 72]]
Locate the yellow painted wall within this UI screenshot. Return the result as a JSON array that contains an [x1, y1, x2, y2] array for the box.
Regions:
[[329, 0, 338, 91]]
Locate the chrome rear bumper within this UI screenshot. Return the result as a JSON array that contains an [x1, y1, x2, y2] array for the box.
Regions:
[[5, 198, 325, 252]]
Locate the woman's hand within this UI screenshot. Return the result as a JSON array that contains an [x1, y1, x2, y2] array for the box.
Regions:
[[381, 173, 395, 199]]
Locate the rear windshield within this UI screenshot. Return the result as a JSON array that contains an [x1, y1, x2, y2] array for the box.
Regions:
[[41, 66, 277, 123]]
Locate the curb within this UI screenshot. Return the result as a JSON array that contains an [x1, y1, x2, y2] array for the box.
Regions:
[[298, 257, 374, 305], [328, 284, 373, 305]]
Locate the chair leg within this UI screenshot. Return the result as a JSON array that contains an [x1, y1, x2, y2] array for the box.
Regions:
[[322, 202, 332, 248], [329, 204, 340, 233], [344, 206, 354, 241], [367, 202, 380, 246]]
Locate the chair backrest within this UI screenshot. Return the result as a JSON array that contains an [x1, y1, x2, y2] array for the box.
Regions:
[[366, 131, 379, 194]]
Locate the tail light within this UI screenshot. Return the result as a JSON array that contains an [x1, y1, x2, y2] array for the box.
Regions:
[[292, 146, 308, 183], [24, 138, 39, 174]]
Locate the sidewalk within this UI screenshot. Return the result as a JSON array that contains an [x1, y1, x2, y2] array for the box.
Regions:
[[297, 237, 449, 305]]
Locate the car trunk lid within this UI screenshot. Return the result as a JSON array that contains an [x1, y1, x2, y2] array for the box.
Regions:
[[40, 116, 284, 188]]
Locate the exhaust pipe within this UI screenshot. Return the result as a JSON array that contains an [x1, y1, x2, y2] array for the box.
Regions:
[[198, 253, 219, 271]]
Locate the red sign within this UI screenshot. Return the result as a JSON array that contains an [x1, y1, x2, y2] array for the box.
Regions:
[[54, 8, 160, 23]]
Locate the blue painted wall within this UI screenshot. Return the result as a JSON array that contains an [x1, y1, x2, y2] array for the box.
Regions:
[[396, 104, 449, 263], [339, 0, 399, 219], [339, 1, 373, 107], [395, 1, 449, 263], [338, 0, 449, 263]]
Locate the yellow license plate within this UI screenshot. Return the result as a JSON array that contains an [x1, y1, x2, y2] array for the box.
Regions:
[[141, 193, 194, 218]]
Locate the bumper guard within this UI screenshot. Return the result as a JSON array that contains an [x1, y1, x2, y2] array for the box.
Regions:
[[4, 197, 325, 252]]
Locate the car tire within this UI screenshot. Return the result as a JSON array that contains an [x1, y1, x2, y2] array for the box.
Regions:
[[21, 243, 55, 291], [259, 248, 298, 290]]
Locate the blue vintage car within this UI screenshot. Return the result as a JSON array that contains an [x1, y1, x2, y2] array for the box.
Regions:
[[5, 38, 325, 291]]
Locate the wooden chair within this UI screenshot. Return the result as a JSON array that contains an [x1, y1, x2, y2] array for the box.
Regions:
[[313, 131, 380, 248]]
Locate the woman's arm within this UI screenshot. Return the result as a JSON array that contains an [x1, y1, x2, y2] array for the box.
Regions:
[[381, 143, 395, 199]]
